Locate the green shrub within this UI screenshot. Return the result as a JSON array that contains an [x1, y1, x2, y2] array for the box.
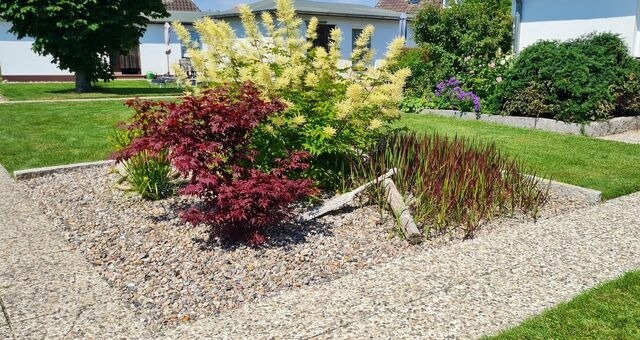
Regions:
[[173, 0, 409, 189], [494, 33, 640, 122], [400, 95, 435, 114], [406, 0, 512, 102], [356, 132, 547, 239], [394, 46, 456, 97], [413, 0, 512, 61]]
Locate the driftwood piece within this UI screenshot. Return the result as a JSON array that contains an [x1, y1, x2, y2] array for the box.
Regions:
[[382, 179, 422, 244], [298, 168, 397, 222]]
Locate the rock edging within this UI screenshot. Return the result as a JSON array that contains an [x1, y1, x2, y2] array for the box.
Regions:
[[422, 109, 640, 137], [13, 160, 115, 180]]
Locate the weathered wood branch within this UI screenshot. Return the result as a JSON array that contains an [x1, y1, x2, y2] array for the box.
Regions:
[[298, 168, 397, 222], [382, 179, 422, 244]]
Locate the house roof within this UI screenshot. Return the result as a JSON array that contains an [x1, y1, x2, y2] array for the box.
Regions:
[[216, 0, 404, 20], [148, 10, 214, 24], [162, 0, 200, 12], [375, 0, 443, 13]]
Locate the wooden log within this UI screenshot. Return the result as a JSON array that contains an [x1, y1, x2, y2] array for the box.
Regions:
[[298, 168, 397, 222], [382, 178, 422, 244]]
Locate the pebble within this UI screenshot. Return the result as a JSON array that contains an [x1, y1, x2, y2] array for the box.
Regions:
[[18, 165, 586, 333]]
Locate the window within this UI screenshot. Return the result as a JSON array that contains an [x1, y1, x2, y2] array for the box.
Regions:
[[181, 29, 200, 57], [352, 28, 371, 51], [312, 23, 336, 51]]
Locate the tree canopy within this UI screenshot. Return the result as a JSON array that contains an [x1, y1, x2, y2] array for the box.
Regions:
[[412, 0, 513, 60], [0, 0, 168, 92]]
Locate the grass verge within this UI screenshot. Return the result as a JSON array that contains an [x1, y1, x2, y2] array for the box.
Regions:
[[0, 80, 181, 101], [490, 271, 640, 339], [0, 101, 132, 172], [400, 114, 640, 199]]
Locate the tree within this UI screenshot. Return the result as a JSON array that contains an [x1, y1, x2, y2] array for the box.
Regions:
[[412, 0, 512, 60], [0, 0, 168, 92]]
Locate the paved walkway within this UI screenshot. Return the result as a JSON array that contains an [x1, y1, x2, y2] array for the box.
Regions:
[[598, 130, 640, 144], [0, 167, 148, 338], [0, 95, 179, 105], [1, 164, 639, 338]]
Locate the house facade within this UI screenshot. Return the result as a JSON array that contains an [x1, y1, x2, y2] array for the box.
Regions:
[[513, 0, 640, 57], [1, 0, 421, 81], [216, 0, 416, 64], [0, 0, 205, 81]]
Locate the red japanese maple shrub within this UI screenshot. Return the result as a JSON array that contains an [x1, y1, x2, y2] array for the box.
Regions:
[[116, 83, 316, 244]]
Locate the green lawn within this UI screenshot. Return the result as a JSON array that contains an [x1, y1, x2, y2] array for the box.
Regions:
[[0, 101, 132, 172], [491, 271, 640, 339], [1, 107, 640, 199], [0, 80, 181, 101], [401, 114, 640, 199]]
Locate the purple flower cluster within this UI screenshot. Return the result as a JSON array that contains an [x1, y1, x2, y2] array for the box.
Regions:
[[434, 77, 481, 112]]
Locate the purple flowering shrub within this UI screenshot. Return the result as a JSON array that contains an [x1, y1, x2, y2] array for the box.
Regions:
[[434, 77, 481, 113]]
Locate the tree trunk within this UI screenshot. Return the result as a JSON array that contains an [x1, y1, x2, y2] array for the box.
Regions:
[[75, 72, 92, 93]]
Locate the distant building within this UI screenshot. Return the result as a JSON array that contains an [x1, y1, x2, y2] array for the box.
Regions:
[[376, 0, 444, 13], [513, 0, 640, 57], [216, 0, 415, 64], [0, 0, 206, 81]]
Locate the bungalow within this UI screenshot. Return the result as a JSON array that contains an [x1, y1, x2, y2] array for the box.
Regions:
[[0, 0, 208, 81], [214, 0, 416, 64], [0, 0, 419, 81], [513, 0, 640, 57]]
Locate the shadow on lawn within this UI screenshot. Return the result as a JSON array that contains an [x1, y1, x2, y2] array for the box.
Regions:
[[48, 86, 181, 96]]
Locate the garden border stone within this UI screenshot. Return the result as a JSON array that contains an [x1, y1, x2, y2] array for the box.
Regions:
[[422, 109, 640, 137], [531, 175, 601, 205], [13, 160, 115, 180]]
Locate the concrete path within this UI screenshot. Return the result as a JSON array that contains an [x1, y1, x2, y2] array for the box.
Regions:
[[1, 163, 639, 339], [598, 130, 640, 144], [0, 95, 179, 105], [0, 166, 148, 338], [165, 193, 640, 338]]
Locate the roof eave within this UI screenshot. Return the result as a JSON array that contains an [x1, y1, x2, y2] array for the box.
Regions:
[[214, 10, 401, 21]]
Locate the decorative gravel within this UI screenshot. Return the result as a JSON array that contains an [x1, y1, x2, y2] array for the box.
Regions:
[[18, 165, 588, 332]]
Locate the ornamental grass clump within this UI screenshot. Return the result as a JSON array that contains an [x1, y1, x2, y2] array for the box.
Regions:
[[110, 127, 177, 200], [358, 132, 547, 239], [172, 0, 410, 188], [115, 83, 316, 245]]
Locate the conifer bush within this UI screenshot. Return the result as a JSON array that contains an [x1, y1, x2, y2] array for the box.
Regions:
[[172, 0, 410, 188], [493, 33, 640, 122]]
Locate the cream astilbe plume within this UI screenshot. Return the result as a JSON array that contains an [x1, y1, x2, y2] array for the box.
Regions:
[[351, 25, 375, 70], [382, 37, 406, 68], [261, 12, 276, 37]]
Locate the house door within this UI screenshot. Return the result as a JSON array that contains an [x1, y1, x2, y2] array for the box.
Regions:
[[312, 24, 336, 51], [112, 45, 141, 75]]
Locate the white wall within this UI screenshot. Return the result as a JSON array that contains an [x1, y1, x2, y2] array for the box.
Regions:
[[0, 22, 73, 76], [0, 21, 190, 77], [139, 23, 187, 75], [221, 15, 404, 63], [517, 0, 640, 57]]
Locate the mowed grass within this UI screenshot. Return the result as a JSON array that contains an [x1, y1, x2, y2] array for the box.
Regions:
[[0, 101, 132, 172], [490, 271, 640, 339], [1, 106, 640, 200], [400, 114, 640, 199], [0, 80, 181, 101]]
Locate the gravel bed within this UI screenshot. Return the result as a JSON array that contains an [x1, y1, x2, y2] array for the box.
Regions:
[[18, 165, 588, 332]]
